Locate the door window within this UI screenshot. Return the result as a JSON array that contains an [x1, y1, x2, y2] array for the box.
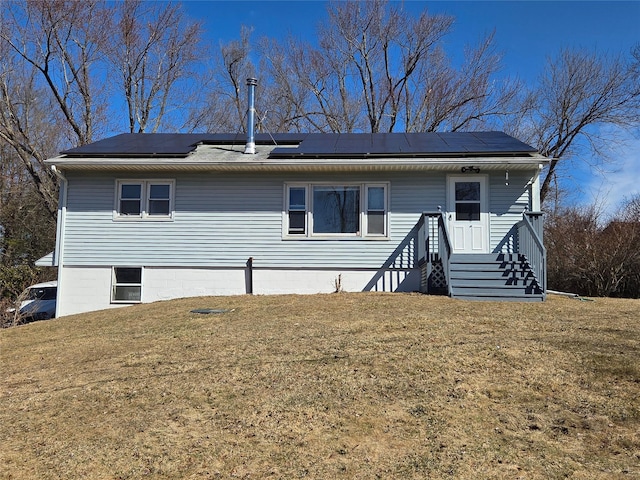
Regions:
[[455, 182, 481, 221]]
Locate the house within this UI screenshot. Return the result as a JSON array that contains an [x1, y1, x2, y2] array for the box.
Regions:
[[42, 78, 548, 316], [41, 125, 549, 317]]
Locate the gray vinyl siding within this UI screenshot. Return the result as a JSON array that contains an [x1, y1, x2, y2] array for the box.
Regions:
[[62, 170, 533, 268], [488, 170, 533, 252]]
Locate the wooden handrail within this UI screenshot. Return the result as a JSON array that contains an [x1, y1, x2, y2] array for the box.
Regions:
[[419, 212, 453, 296], [519, 213, 547, 296]]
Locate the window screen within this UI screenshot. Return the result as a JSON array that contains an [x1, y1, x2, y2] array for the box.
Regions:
[[112, 267, 142, 302], [288, 187, 306, 234], [366, 186, 386, 235], [148, 184, 171, 215], [120, 184, 142, 215]]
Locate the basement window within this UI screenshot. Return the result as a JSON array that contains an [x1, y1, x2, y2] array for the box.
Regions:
[[115, 180, 174, 220], [111, 267, 142, 303]]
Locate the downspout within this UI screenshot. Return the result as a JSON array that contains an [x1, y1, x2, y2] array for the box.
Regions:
[[51, 166, 68, 318], [244, 78, 258, 154]]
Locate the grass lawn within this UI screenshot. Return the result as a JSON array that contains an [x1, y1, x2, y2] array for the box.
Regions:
[[1, 293, 639, 479]]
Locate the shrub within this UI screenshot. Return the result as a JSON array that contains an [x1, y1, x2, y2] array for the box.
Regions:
[[545, 195, 640, 298]]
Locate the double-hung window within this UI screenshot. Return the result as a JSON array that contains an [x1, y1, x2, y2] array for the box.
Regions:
[[119, 183, 143, 215], [287, 187, 307, 235], [285, 183, 388, 238], [366, 186, 386, 235], [111, 267, 142, 303], [115, 180, 174, 219]]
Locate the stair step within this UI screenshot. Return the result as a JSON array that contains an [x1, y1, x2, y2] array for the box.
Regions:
[[450, 253, 525, 263], [451, 282, 542, 293], [445, 252, 544, 301], [452, 294, 545, 303], [449, 270, 534, 282], [450, 263, 531, 273], [426, 252, 545, 301], [451, 280, 540, 290], [452, 287, 543, 298]]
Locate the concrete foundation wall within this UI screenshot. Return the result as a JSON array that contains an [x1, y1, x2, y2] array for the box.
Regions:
[[57, 266, 420, 317]]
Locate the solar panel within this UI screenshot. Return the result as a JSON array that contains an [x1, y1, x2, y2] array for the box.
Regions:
[[270, 132, 537, 158], [468, 132, 537, 153], [335, 133, 373, 154], [62, 133, 309, 156], [62, 131, 536, 158], [371, 133, 411, 154], [62, 134, 203, 156], [437, 132, 489, 153], [405, 133, 459, 153], [284, 133, 340, 155]]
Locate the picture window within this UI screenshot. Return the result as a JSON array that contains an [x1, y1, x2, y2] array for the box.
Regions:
[[284, 183, 388, 238]]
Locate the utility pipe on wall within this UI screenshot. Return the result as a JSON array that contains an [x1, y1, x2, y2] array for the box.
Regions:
[[246, 257, 254, 294]]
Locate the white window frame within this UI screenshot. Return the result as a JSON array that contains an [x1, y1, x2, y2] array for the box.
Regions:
[[111, 266, 143, 304], [364, 184, 388, 237], [283, 182, 389, 239], [285, 185, 309, 235], [114, 179, 175, 220]]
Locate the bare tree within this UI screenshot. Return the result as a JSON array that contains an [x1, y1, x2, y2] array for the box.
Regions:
[[188, 26, 254, 133], [259, 35, 364, 133], [509, 48, 640, 203], [406, 32, 522, 133], [1, 0, 206, 215], [0, 1, 108, 146], [0, 143, 56, 306], [245, 0, 517, 135], [0, 0, 109, 215], [0, 61, 58, 215], [105, 0, 203, 133], [219, 26, 254, 132], [319, 0, 456, 133], [257, 37, 313, 132]]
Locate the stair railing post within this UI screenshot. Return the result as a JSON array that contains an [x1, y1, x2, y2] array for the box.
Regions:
[[519, 212, 547, 299], [438, 210, 453, 297]]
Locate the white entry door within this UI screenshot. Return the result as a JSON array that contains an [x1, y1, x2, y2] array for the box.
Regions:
[[447, 175, 489, 253]]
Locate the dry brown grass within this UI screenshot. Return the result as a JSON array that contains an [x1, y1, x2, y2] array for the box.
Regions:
[[1, 293, 639, 479]]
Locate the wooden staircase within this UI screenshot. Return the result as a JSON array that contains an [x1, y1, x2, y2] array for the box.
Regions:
[[418, 211, 547, 302], [448, 253, 545, 302]]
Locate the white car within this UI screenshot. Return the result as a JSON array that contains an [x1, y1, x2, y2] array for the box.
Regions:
[[12, 281, 57, 322]]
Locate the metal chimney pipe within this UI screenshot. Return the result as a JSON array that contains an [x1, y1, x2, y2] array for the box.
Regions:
[[244, 78, 258, 154]]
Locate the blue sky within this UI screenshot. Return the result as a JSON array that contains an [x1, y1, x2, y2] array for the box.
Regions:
[[182, 0, 640, 216]]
